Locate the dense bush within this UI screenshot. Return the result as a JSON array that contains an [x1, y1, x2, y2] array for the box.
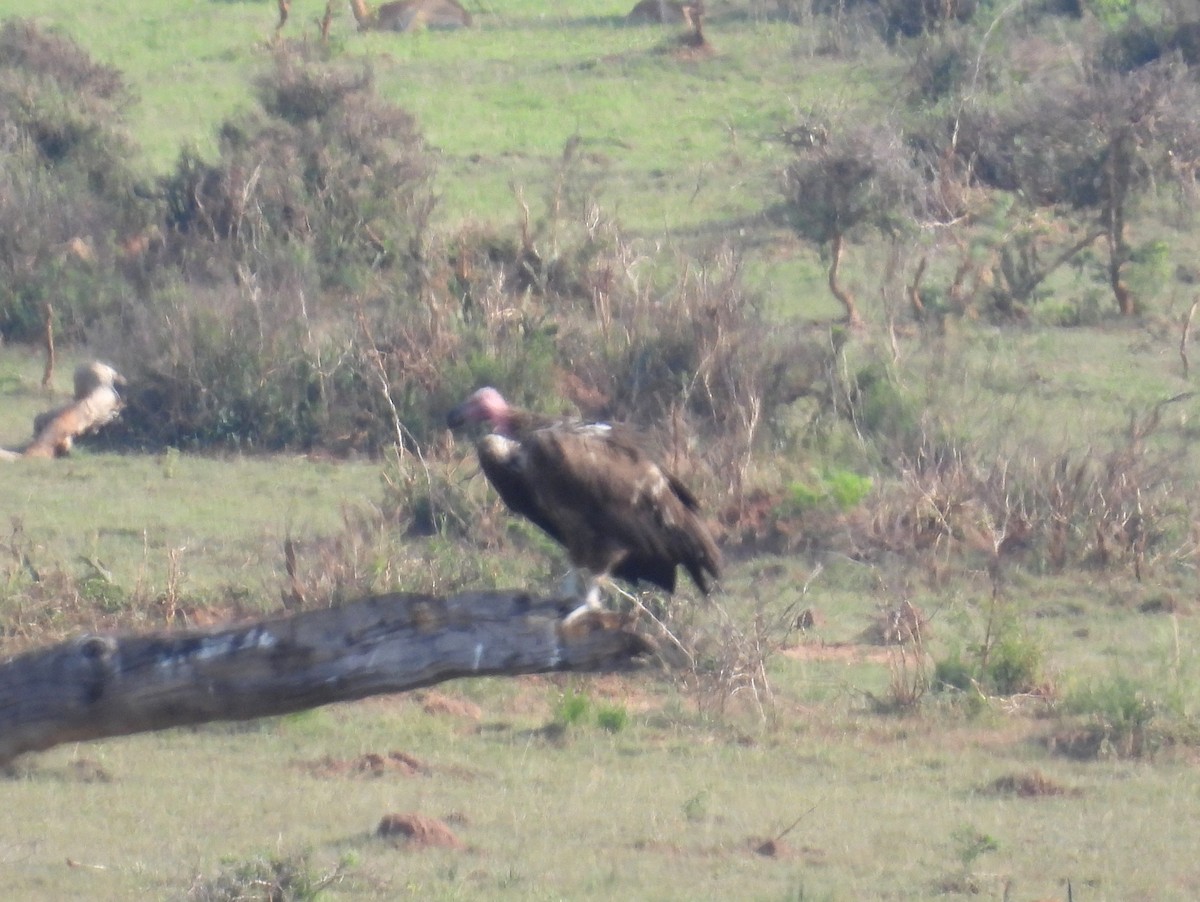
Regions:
[[103, 50, 439, 451], [0, 20, 153, 342], [160, 54, 433, 294]]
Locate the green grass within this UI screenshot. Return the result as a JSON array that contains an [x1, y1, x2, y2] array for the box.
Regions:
[[5, 1, 1200, 898], [7, 330, 1200, 898], [4, 679, 1200, 900], [9, 0, 880, 235]]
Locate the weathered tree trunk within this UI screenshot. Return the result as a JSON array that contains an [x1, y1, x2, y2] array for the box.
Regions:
[[828, 231, 862, 327], [40, 302, 54, 389], [906, 255, 927, 319], [0, 590, 648, 766], [1103, 128, 1136, 316]]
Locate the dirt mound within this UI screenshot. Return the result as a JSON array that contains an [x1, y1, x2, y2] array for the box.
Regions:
[[377, 813, 464, 849], [626, 0, 693, 23], [298, 750, 429, 778], [360, 0, 473, 32]]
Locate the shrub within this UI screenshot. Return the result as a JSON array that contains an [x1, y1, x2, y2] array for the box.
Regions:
[[160, 52, 433, 294], [0, 20, 152, 342], [554, 688, 591, 727], [934, 616, 1044, 696], [185, 852, 346, 901], [787, 469, 872, 513], [983, 625, 1044, 695], [108, 50, 439, 452], [595, 703, 629, 733], [1064, 674, 1157, 757]]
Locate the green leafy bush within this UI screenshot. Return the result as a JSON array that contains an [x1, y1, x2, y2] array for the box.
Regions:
[[787, 468, 873, 513], [554, 688, 591, 727], [1064, 674, 1158, 756], [595, 703, 630, 733], [934, 616, 1044, 697]]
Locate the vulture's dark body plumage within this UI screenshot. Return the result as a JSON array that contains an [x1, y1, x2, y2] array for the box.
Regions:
[[447, 388, 721, 600]]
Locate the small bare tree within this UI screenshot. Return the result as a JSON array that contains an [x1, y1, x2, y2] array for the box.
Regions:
[[783, 118, 927, 327]]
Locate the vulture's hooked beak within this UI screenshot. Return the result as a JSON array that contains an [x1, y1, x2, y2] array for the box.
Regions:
[[445, 402, 469, 430]]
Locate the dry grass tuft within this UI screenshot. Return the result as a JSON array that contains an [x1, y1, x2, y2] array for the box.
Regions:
[[862, 599, 929, 646]]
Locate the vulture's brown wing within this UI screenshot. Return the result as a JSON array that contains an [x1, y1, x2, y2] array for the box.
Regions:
[[524, 425, 721, 593], [476, 435, 567, 548]]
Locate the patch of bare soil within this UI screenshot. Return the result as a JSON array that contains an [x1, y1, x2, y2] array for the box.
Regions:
[[418, 690, 482, 721], [297, 750, 429, 778], [377, 813, 464, 849], [986, 769, 1079, 798]]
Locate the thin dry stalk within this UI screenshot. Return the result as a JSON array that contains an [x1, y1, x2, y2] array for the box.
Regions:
[[1180, 298, 1198, 380], [885, 639, 930, 710], [40, 302, 54, 389], [159, 546, 185, 626]]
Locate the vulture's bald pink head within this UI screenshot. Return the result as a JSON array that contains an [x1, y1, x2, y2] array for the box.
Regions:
[[446, 387, 515, 435]]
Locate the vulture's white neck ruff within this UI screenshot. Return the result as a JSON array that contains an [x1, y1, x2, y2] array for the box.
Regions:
[[479, 433, 521, 461]]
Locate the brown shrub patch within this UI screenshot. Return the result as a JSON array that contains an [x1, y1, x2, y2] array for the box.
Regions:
[[749, 837, 826, 862], [795, 607, 823, 631], [376, 813, 464, 849], [986, 769, 1078, 798], [752, 837, 790, 858], [1139, 594, 1188, 615], [67, 758, 113, 784], [861, 600, 929, 645], [1044, 727, 1108, 760]]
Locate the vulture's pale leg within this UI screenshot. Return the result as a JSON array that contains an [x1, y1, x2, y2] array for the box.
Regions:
[[560, 569, 604, 627]]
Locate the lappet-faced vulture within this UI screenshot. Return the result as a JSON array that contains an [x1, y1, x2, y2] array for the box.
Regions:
[[446, 387, 721, 611]]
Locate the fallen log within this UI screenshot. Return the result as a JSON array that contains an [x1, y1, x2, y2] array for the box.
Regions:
[[0, 590, 649, 766]]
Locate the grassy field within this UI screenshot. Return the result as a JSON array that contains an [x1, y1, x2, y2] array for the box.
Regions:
[[16, 0, 849, 233], [5, 339, 1200, 900], [4, 0, 1200, 898]]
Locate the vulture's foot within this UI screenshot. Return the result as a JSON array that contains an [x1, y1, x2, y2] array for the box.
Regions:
[[561, 572, 604, 627]]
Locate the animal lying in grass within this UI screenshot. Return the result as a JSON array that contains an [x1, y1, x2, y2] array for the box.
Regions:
[[1, 361, 126, 461]]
